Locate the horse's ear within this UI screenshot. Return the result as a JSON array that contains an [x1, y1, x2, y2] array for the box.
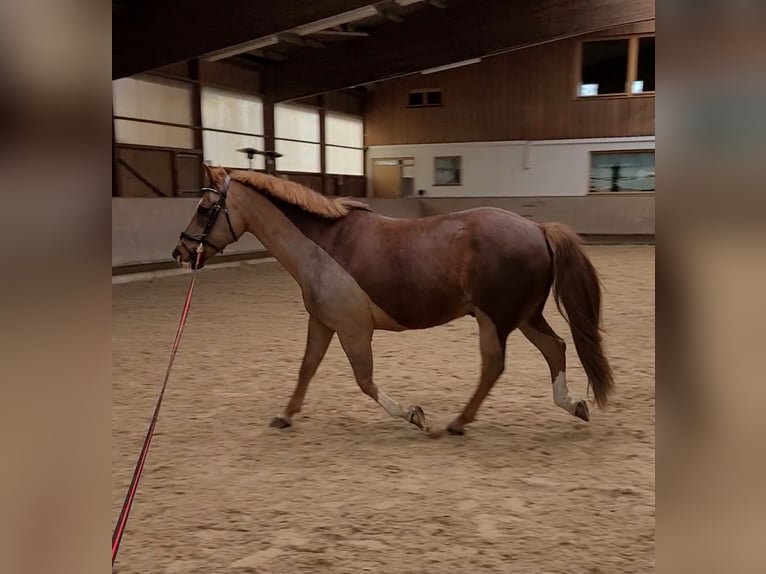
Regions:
[[202, 163, 228, 187], [202, 162, 215, 186]]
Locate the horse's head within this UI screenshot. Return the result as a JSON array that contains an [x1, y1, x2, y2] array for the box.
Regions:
[[172, 165, 244, 269]]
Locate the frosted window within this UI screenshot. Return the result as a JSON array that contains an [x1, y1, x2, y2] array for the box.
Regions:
[[325, 112, 364, 175], [112, 76, 194, 147], [113, 76, 193, 124], [326, 147, 364, 176], [275, 103, 320, 142], [276, 140, 321, 173], [200, 86, 264, 168], [202, 133, 265, 169], [201, 86, 263, 135], [325, 112, 363, 148], [114, 119, 194, 149]]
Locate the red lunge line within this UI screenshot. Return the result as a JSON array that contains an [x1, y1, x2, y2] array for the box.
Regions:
[[112, 250, 203, 566]]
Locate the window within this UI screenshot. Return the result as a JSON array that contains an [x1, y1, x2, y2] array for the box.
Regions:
[[408, 89, 442, 108], [325, 112, 364, 176], [434, 156, 461, 186], [425, 91, 442, 106], [589, 151, 655, 192], [578, 35, 655, 98], [201, 86, 265, 169], [112, 76, 194, 148], [580, 39, 629, 96], [635, 36, 655, 93], [408, 92, 424, 107], [275, 103, 321, 173]]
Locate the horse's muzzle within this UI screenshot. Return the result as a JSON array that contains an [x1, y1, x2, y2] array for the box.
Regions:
[[173, 241, 208, 269], [172, 246, 195, 269]]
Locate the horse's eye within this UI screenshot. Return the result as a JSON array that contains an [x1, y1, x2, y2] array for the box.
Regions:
[[197, 204, 211, 216]]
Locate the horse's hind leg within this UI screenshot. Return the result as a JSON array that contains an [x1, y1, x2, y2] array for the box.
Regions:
[[447, 309, 507, 435], [337, 328, 429, 432], [519, 310, 590, 421], [270, 316, 334, 428]]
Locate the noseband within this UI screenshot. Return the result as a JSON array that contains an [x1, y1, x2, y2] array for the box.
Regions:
[[179, 174, 238, 254]]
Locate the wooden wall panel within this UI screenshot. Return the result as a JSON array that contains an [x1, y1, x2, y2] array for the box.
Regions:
[[116, 147, 174, 197], [291, 91, 365, 116], [365, 24, 655, 145], [326, 175, 366, 198], [149, 62, 192, 79], [324, 91, 365, 117], [198, 60, 261, 93]]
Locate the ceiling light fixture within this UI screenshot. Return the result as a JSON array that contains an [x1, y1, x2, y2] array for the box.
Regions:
[[294, 5, 379, 36], [204, 35, 280, 61], [420, 57, 482, 75]]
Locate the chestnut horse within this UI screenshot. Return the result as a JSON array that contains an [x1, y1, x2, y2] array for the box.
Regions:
[[172, 165, 614, 435]]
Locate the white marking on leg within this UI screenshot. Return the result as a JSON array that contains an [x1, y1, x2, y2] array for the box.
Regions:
[[377, 389, 408, 418], [553, 371, 578, 414]]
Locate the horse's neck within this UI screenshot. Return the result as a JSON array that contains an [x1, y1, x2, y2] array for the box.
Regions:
[[237, 191, 320, 281]]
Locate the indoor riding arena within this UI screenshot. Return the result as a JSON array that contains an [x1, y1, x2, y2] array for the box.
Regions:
[[113, 2, 655, 573]]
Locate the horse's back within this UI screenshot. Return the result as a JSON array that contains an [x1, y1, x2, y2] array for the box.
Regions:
[[331, 207, 551, 329], [388, 207, 549, 268]]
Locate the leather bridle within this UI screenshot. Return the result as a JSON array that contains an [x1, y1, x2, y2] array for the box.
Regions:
[[179, 174, 238, 254]]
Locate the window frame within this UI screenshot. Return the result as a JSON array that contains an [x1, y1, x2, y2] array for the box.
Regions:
[[587, 149, 655, 195], [575, 34, 655, 100], [433, 155, 462, 187]]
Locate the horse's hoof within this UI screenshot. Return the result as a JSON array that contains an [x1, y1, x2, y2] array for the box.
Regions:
[[269, 417, 291, 429], [447, 423, 465, 436], [574, 401, 590, 422], [407, 405, 427, 430]]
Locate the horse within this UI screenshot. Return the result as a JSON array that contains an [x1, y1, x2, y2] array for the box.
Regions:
[[172, 165, 614, 436]]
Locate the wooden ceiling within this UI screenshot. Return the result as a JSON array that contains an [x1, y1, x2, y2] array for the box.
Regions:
[[112, 0, 384, 79], [113, 0, 655, 102]]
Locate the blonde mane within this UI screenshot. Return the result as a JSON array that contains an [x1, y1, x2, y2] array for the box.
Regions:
[[213, 168, 369, 219]]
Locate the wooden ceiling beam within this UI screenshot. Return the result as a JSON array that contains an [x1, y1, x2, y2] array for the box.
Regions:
[[266, 0, 655, 102]]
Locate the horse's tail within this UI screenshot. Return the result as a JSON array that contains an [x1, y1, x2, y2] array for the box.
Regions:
[[540, 223, 614, 409]]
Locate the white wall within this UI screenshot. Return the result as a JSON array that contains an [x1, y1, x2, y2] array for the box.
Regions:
[[366, 136, 655, 197]]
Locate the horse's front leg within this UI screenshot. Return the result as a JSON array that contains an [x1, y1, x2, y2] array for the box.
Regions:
[[270, 315, 334, 428], [337, 327, 429, 432]]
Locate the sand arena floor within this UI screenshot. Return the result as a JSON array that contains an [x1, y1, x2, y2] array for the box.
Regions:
[[112, 244, 655, 574]]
